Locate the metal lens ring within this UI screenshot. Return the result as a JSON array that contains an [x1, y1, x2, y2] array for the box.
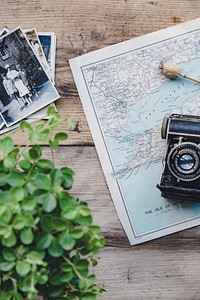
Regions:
[[167, 142, 200, 181]]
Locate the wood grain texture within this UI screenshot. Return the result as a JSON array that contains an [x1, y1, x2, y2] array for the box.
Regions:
[[0, 1, 200, 299]]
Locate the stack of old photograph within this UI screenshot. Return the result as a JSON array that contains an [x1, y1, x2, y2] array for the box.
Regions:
[[0, 27, 59, 134]]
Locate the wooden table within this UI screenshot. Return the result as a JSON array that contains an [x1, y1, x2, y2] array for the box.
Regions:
[[1, 1, 200, 299]]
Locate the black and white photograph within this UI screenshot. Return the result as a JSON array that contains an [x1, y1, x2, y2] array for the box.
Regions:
[[38, 32, 56, 82], [0, 115, 4, 130], [0, 27, 59, 127], [0, 27, 9, 37], [24, 28, 48, 68]]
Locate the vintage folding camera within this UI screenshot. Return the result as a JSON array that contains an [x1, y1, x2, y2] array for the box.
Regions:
[[157, 113, 200, 201]]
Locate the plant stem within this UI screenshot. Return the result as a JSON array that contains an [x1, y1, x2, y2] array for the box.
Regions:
[[14, 144, 30, 168], [63, 256, 84, 280], [179, 72, 200, 83], [50, 128, 54, 164], [25, 163, 35, 183]]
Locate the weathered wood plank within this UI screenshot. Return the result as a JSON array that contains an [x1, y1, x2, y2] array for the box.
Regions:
[[95, 246, 200, 300]]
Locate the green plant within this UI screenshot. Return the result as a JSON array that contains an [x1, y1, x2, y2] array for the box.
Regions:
[[0, 106, 105, 300]]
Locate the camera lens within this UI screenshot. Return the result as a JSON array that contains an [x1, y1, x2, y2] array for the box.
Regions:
[[178, 154, 195, 171], [167, 142, 200, 181]]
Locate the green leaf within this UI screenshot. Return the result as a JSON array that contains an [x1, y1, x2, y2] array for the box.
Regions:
[[38, 129, 50, 142], [59, 192, 73, 210], [24, 214, 35, 227], [12, 214, 27, 230], [9, 187, 25, 202], [60, 270, 74, 283], [49, 139, 59, 149], [36, 159, 54, 170], [1, 291, 14, 300], [62, 206, 77, 220], [1, 207, 12, 224], [81, 293, 96, 300], [49, 270, 63, 286], [27, 182, 37, 195], [61, 168, 74, 190], [36, 268, 48, 285], [61, 263, 72, 272], [40, 214, 54, 232], [7, 172, 25, 187], [0, 136, 14, 154], [48, 118, 62, 128], [37, 233, 53, 250], [79, 278, 87, 290], [29, 145, 42, 160], [92, 259, 98, 267], [61, 167, 75, 176], [0, 222, 7, 235], [59, 231, 76, 250], [2, 249, 16, 262], [42, 193, 57, 212], [2, 232, 16, 247], [20, 120, 33, 132], [36, 124, 45, 131], [16, 260, 31, 277], [0, 172, 8, 186], [76, 260, 89, 271], [20, 228, 34, 245], [62, 174, 73, 190], [0, 261, 15, 271], [54, 132, 68, 141], [35, 174, 51, 190], [22, 151, 31, 160], [70, 229, 85, 239], [50, 169, 64, 186], [48, 285, 65, 298], [22, 197, 37, 211], [89, 225, 101, 235], [0, 204, 7, 217], [87, 274, 96, 283], [3, 156, 16, 169], [15, 293, 24, 300], [19, 159, 31, 171], [48, 237, 64, 257], [79, 206, 91, 217], [52, 114, 65, 123], [18, 274, 32, 292], [26, 251, 45, 265], [29, 132, 39, 142], [51, 217, 67, 231], [76, 215, 92, 226], [47, 105, 57, 116], [33, 189, 48, 204]]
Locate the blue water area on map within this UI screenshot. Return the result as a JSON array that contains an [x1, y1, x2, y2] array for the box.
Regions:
[[120, 161, 200, 236], [125, 58, 200, 134], [106, 57, 200, 236]]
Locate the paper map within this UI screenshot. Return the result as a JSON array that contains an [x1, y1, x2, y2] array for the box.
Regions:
[[70, 19, 200, 244]]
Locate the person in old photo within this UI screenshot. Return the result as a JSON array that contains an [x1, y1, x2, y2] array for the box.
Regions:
[[5, 64, 32, 109], [14, 76, 32, 107], [2, 73, 19, 104], [6, 64, 19, 82], [16, 65, 29, 89], [16, 65, 39, 100]]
